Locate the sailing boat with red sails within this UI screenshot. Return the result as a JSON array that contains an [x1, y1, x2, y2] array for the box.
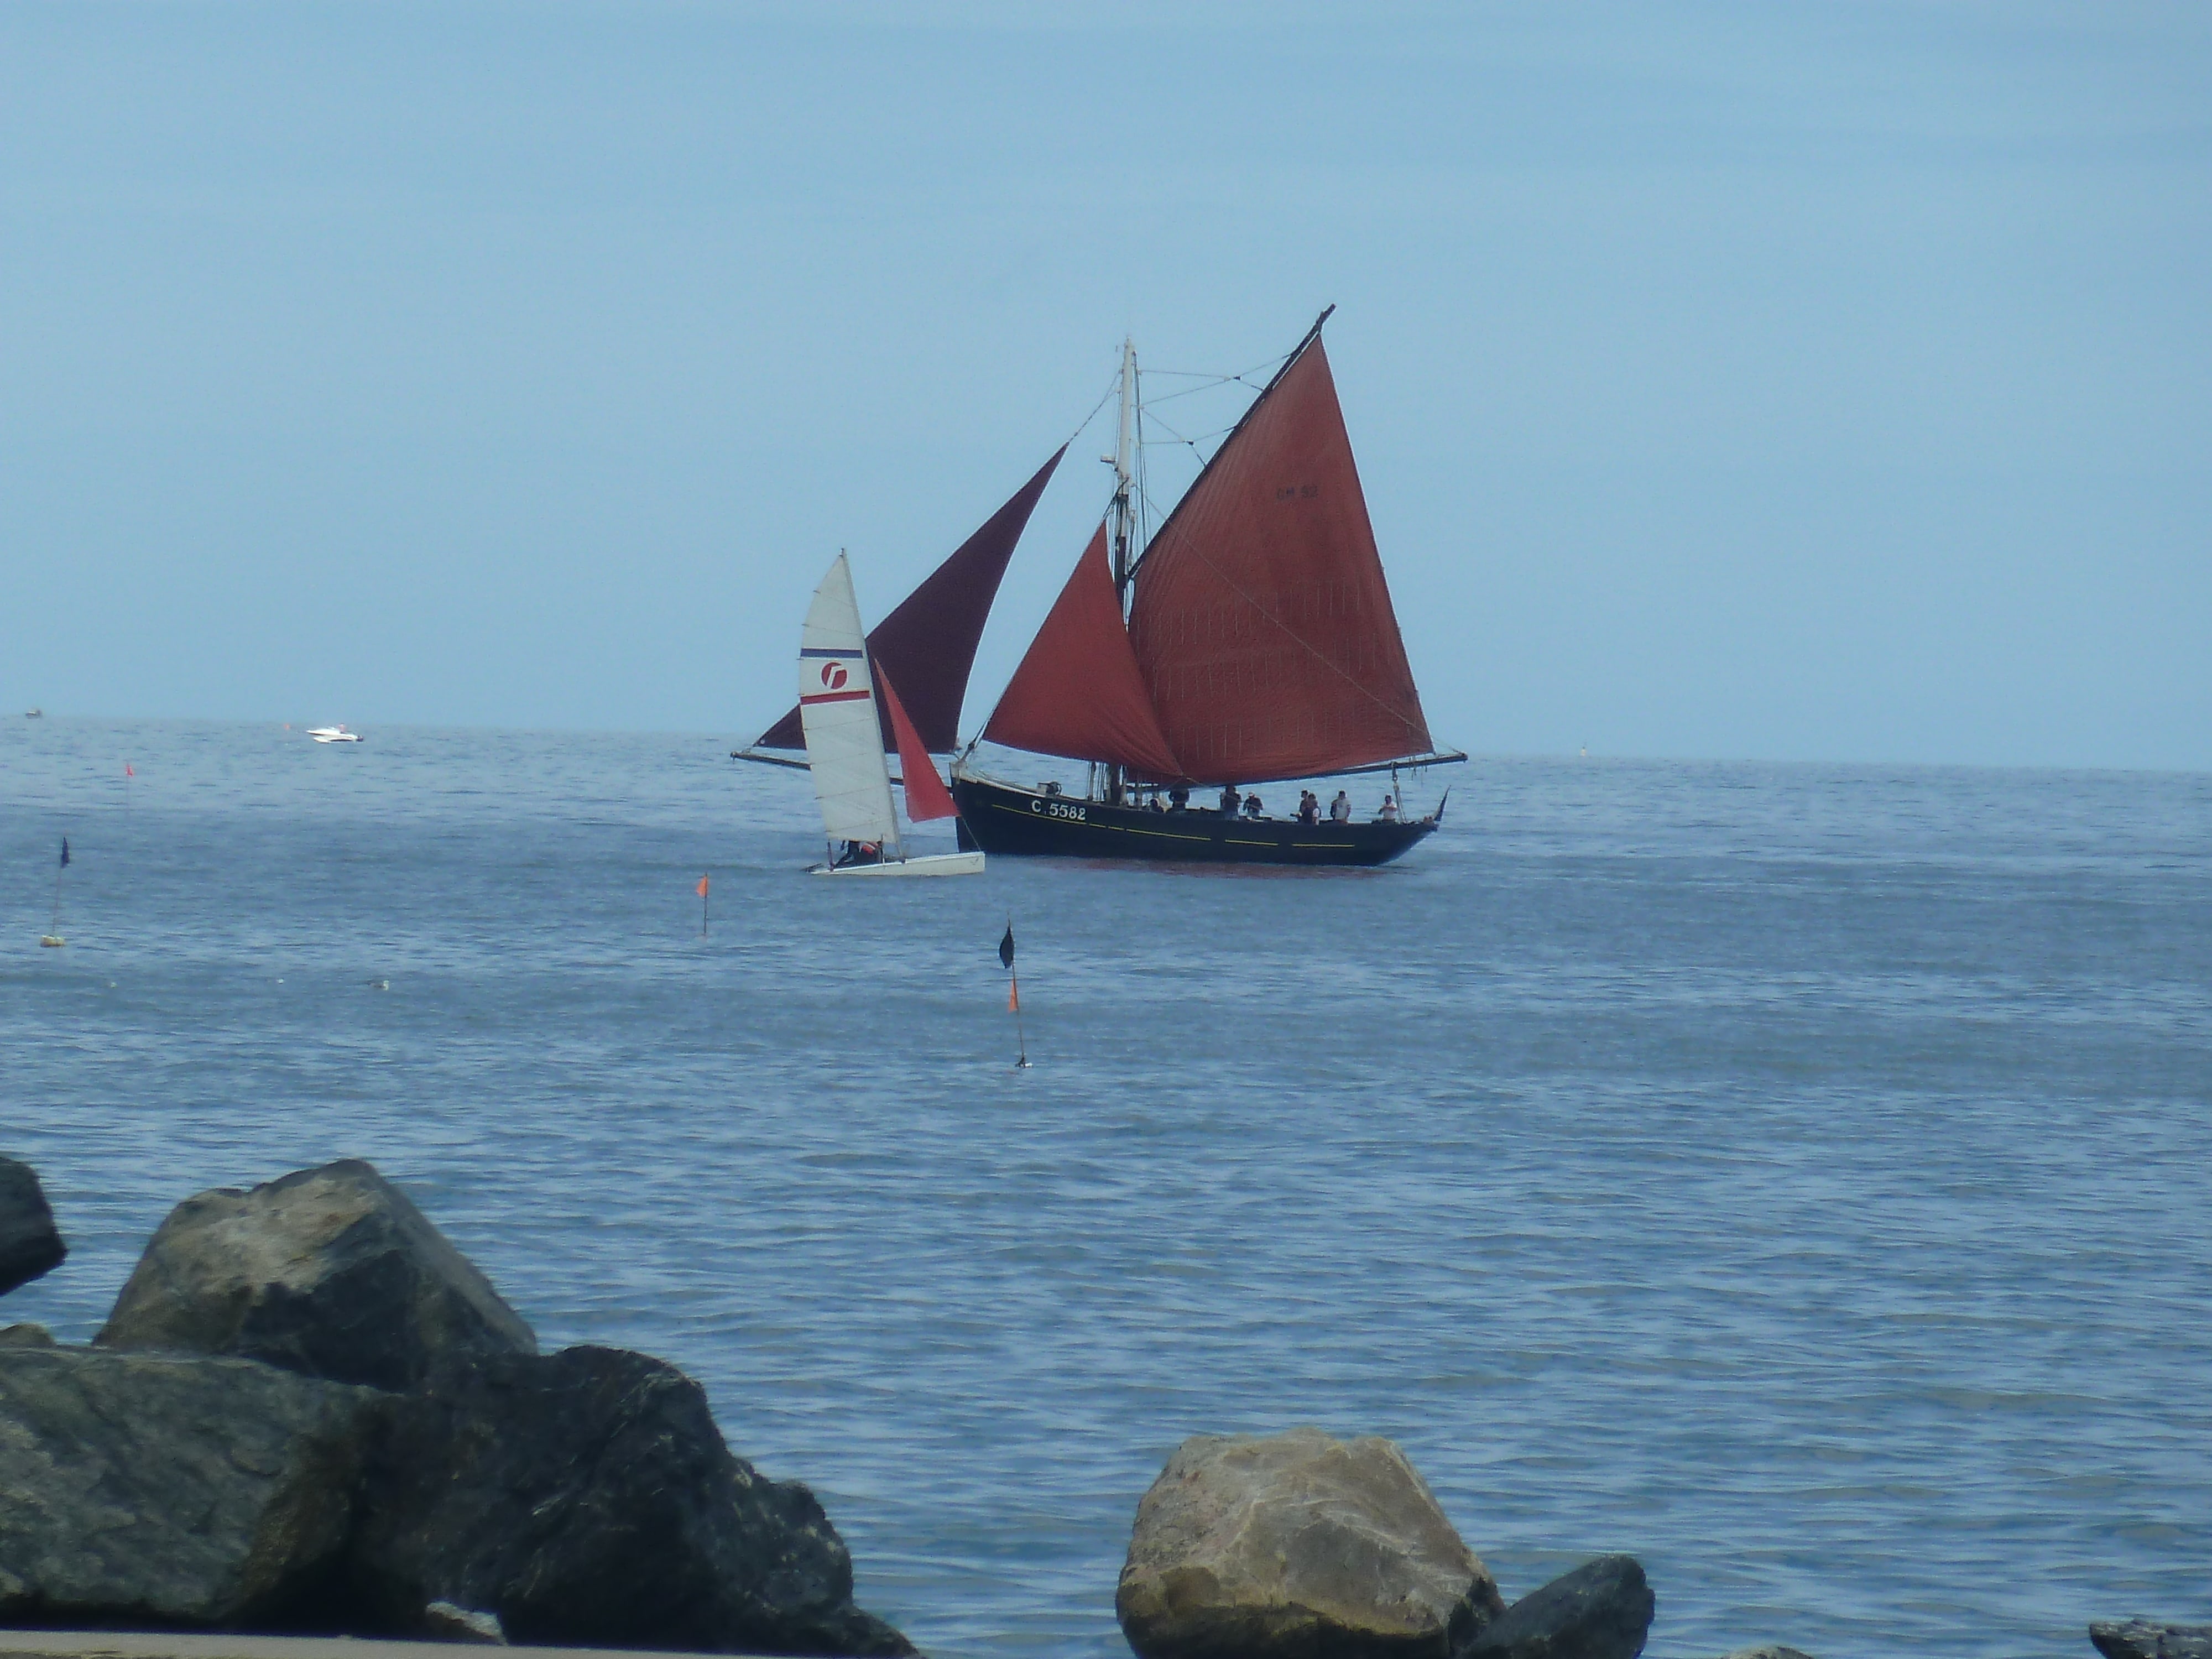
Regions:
[[736, 309, 1462, 868]]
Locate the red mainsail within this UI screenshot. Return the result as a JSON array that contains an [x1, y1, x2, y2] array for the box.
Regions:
[[982, 524, 1184, 779], [755, 446, 1065, 753], [1127, 338, 1431, 783]]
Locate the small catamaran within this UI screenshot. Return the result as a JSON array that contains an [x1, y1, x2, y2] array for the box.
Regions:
[[797, 555, 983, 878], [739, 309, 1461, 869]]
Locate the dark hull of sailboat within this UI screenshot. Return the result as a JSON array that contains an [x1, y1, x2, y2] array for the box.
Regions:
[[951, 774, 1437, 867]]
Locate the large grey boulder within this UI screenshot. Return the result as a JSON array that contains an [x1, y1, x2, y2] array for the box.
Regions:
[[2093, 1622, 2212, 1659], [1116, 1426, 1501, 1659], [347, 1344, 912, 1657], [1451, 1555, 1654, 1659], [0, 1157, 66, 1297], [0, 1345, 385, 1627], [95, 1159, 535, 1391]]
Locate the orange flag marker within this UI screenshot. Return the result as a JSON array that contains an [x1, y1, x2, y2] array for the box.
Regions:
[[696, 873, 709, 935]]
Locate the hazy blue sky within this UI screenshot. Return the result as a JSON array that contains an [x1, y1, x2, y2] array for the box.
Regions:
[[3, 2, 2205, 768]]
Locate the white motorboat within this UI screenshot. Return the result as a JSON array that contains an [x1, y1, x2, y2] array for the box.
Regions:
[[797, 555, 984, 878], [306, 725, 363, 744]]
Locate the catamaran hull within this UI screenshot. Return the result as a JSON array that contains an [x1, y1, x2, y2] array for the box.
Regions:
[[810, 851, 987, 878], [951, 775, 1435, 867]]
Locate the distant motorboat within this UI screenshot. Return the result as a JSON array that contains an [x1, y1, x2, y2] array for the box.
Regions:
[[24, 708, 41, 718], [307, 725, 363, 744]]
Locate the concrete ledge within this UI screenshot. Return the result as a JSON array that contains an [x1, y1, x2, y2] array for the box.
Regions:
[[0, 1635, 767, 1659]]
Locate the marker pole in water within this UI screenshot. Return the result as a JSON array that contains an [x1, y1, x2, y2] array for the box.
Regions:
[[697, 873, 709, 936], [1000, 919, 1029, 1069], [43, 837, 68, 946]]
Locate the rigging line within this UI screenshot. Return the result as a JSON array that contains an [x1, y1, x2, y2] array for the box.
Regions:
[[1138, 378, 1242, 409], [1063, 372, 1122, 450], [1144, 353, 1292, 384], [1140, 422, 1238, 449]]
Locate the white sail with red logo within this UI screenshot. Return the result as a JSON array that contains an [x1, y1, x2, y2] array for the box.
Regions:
[[798, 555, 901, 851]]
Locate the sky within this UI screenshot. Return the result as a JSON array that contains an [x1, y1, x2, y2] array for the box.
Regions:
[[2, 1, 2206, 769]]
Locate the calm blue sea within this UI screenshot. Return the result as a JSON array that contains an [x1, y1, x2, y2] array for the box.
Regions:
[[2, 718, 2208, 1658]]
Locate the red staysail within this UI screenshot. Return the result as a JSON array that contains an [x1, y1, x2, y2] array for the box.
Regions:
[[879, 667, 958, 822], [1128, 338, 1431, 783], [756, 447, 1065, 753], [982, 524, 1184, 779]]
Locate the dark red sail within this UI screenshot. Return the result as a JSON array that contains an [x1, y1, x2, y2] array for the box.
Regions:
[[1128, 338, 1431, 782], [983, 524, 1184, 779], [755, 446, 1065, 753]]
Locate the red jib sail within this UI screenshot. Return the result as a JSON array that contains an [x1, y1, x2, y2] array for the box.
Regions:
[[879, 667, 958, 822], [1128, 337, 1431, 783], [982, 524, 1184, 779], [755, 446, 1066, 753]]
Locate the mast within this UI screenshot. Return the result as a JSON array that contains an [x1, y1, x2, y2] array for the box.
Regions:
[[1104, 336, 1138, 805]]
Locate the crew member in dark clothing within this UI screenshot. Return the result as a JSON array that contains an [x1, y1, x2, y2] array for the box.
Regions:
[[1219, 783, 1240, 813]]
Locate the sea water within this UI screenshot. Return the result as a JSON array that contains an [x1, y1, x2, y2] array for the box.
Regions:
[[2, 717, 2207, 1659]]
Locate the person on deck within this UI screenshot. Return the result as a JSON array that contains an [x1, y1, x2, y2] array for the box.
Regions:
[[1243, 793, 1265, 820], [1167, 789, 1190, 813], [1219, 784, 1240, 814], [1296, 792, 1319, 825], [1377, 795, 1399, 822], [1329, 790, 1352, 822]]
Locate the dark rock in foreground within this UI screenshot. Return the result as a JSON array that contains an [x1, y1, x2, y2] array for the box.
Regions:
[[0, 1159, 66, 1298], [2093, 1621, 2212, 1659], [1117, 1425, 1501, 1659], [96, 1159, 536, 1391], [348, 1344, 912, 1657], [0, 1324, 54, 1348], [1453, 1554, 1655, 1659], [1718, 1647, 1817, 1658], [0, 1345, 384, 1627]]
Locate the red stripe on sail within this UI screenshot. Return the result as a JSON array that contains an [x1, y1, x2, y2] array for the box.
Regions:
[[879, 667, 958, 822], [799, 690, 873, 706], [983, 524, 1185, 779], [757, 447, 1066, 753], [1128, 337, 1431, 782]]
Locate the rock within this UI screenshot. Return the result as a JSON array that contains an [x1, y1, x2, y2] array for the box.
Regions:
[[0, 1324, 54, 1348], [347, 1344, 912, 1657], [2091, 1621, 2212, 1659], [1718, 1648, 1817, 1659], [1453, 1554, 1654, 1659], [0, 1344, 385, 1627], [1115, 1425, 1501, 1659], [95, 1159, 536, 1390], [0, 1157, 66, 1297], [422, 1601, 507, 1644]]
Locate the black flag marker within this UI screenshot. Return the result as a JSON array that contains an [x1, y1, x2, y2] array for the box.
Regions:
[[59, 838, 69, 868], [999, 920, 1027, 1068], [45, 836, 70, 945]]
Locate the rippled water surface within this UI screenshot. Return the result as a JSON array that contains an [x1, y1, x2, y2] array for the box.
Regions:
[[3, 718, 2209, 1658]]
